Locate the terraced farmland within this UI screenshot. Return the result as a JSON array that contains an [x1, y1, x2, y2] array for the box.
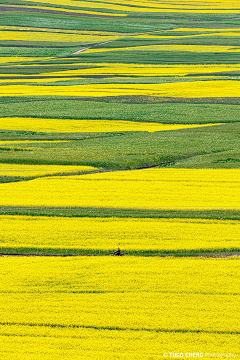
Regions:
[[0, 0, 240, 358]]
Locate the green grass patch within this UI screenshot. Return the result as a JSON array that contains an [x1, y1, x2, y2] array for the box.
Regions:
[[0, 176, 33, 184], [0, 130, 113, 141], [77, 50, 240, 64], [2, 99, 240, 124], [0, 124, 239, 169], [0, 46, 73, 57], [0, 11, 166, 33]]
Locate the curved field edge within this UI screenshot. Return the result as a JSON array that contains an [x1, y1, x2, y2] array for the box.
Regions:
[[0, 169, 239, 209]]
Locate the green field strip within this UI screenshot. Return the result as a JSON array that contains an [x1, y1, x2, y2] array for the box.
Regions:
[[0, 66, 95, 75], [0, 47, 72, 57], [0, 246, 239, 257], [2, 9, 240, 34], [2, 95, 240, 105], [3, 77, 239, 87], [0, 169, 102, 184], [90, 37, 240, 48], [21, 77, 235, 86], [0, 207, 239, 220], [75, 36, 240, 47], [78, 96, 240, 105], [0, 12, 163, 33], [0, 176, 35, 184], [0, 130, 113, 141], [76, 50, 240, 64], [1, 100, 240, 123], [0, 124, 238, 169], [0, 41, 98, 47], [171, 150, 240, 168], [0, 64, 99, 73]]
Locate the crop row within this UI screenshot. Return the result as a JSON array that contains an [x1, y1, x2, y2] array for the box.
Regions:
[[0, 169, 239, 209], [0, 215, 239, 252]]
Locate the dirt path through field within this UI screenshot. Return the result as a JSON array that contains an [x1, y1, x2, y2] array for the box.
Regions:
[[1, 253, 240, 258], [73, 40, 113, 54]]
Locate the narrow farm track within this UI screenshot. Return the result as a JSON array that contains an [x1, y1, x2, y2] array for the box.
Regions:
[[0, 153, 208, 182], [72, 28, 172, 55], [1, 253, 240, 258], [73, 40, 114, 54]]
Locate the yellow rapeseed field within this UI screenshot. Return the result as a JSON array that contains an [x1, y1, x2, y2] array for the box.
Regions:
[[0, 169, 239, 209], [36, 63, 240, 77], [172, 27, 240, 32], [0, 140, 70, 144], [22, 0, 240, 13], [0, 31, 119, 43], [0, 215, 239, 251], [95, 0, 240, 10], [84, 45, 240, 54], [0, 57, 50, 64], [0, 256, 239, 359], [1, 81, 239, 97], [0, 164, 97, 177], [0, 118, 222, 133], [133, 32, 240, 39], [0, 326, 238, 360]]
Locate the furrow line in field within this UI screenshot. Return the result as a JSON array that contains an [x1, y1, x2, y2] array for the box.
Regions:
[[0, 322, 239, 335]]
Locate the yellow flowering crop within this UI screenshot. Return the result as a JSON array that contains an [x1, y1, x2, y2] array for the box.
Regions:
[[0, 164, 97, 177], [0, 324, 238, 360], [0, 57, 50, 64], [0, 118, 222, 133], [172, 27, 240, 32], [133, 32, 240, 39], [0, 140, 70, 144], [104, 0, 240, 9], [84, 45, 240, 55], [0, 169, 239, 209], [0, 215, 239, 251], [22, 0, 240, 13], [161, 0, 239, 8], [0, 31, 118, 43], [1, 81, 239, 97], [36, 63, 240, 77], [0, 257, 239, 359], [5, 64, 240, 81], [95, 0, 240, 11]]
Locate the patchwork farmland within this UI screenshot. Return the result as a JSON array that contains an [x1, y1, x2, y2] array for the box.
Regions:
[[0, 0, 239, 358]]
